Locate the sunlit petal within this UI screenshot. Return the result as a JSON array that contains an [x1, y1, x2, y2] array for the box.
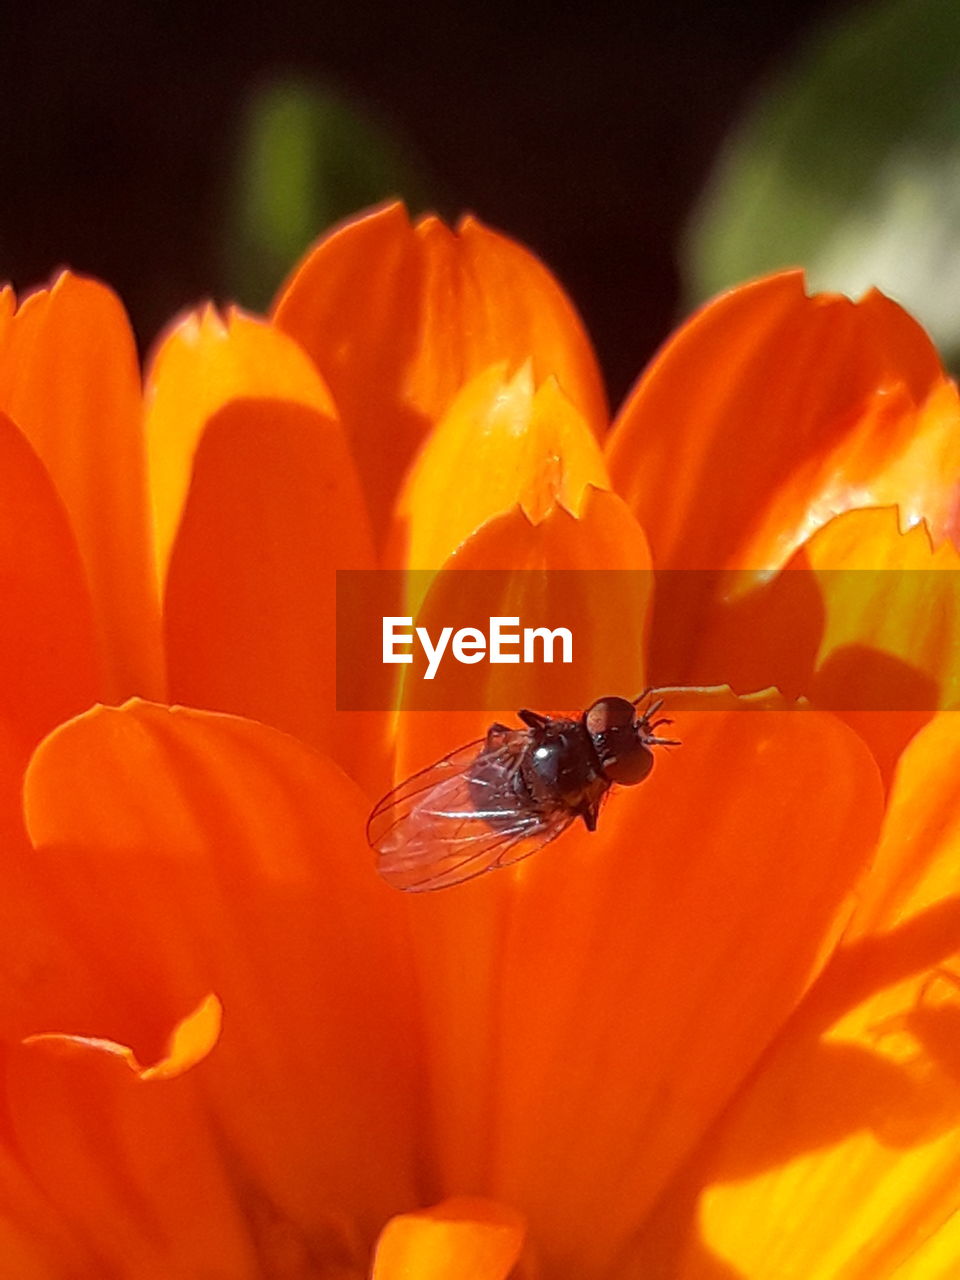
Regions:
[[682, 506, 960, 779], [394, 365, 610, 574], [638, 712, 960, 1279], [144, 304, 342, 589], [607, 271, 949, 572]]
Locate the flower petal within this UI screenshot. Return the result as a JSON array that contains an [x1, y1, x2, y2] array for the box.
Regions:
[[805, 508, 960, 778], [23, 992, 223, 1082], [887, 1210, 960, 1279], [272, 203, 606, 534], [144, 304, 342, 590], [5, 1032, 260, 1276], [395, 489, 653, 781], [846, 711, 960, 938], [394, 365, 610, 572], [0, 273, 162, 701], [636, 712, 960, 1279], [371, 1197, 526, 1280], [805, 509, 960, 702], [665, 966, 960, 1280], [682, 507, 960, 779], [403, 701, 881, 1277], [162, 395, 375, 764], [607, 271, 949, 571], [21, 700, 419, 1247], [0, 409, 98, 837], [736, 376, 960, 571]]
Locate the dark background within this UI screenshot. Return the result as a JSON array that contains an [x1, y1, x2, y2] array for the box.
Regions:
[[2, 0, 836, 407]]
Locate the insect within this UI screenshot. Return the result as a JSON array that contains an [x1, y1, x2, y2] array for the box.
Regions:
[[367, 691, 678, 891]]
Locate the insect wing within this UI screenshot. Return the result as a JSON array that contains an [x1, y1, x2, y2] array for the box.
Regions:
[[367, 734, 574, 891]]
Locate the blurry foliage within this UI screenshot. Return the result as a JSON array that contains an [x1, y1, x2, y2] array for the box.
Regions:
[[684, 0, 960, 367], [224, 77, 437, 309]]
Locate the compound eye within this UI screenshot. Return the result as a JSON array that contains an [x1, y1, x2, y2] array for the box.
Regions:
[[584, 696, 634, 736], [599, 741, 653, 786]]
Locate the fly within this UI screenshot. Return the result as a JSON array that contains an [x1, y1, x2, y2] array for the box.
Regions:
[[366, 692, 678, 891]]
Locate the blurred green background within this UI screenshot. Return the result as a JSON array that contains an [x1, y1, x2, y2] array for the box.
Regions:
[[4, 0, 958, 400], [685, 0, 960, 372]]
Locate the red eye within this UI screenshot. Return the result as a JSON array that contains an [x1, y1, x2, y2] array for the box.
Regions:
[[584, 695, 657, 786], [584, 696, 634, 736], [599, 742, 654, 785]]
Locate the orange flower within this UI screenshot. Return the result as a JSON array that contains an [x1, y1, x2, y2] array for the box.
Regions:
[[1, 204, 959, 1277]]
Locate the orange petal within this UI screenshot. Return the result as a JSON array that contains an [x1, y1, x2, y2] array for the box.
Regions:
[[0, 409, 98, 841], [0, 273, 162, 701], [0, 1162, 84, 1277], [630, 711, 960, 1279], [23, 992, 223, 1082], [372, 1197, 526, 1280], [737, 376, 960, 571], [162, 395, 375, 765], [885, 1211, 960, 1280], [144, 304, 342, 590], [5, 1031, 259, 1275], [607, 271, 948, 572], [806, 508, 960, 700], [875, 380, 960, 545], [393, 365, 611, 573], [684, 507, 960, 779], [22, 700, 419, 1244], [845, 710, 960, 938], [395, 489, 653, 779], [805, 508, 960, 778], [272, 203, 606, 535], [402, 702, 881, 1277], [656, 968, 960, 1280], [0, 283, 13, 334]]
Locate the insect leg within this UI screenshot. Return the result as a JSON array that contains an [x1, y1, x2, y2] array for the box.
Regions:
[[483, 723, 515, 752], [578, 802, 599, 832]]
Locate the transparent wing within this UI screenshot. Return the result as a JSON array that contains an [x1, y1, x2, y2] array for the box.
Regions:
[[367, 731, 576, 892]]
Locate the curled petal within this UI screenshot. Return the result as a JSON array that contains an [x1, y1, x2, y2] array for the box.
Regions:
[[6, 1028, 258, 1275], [21, 700, 419, 1244], [23, 993, 223, 1082]]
